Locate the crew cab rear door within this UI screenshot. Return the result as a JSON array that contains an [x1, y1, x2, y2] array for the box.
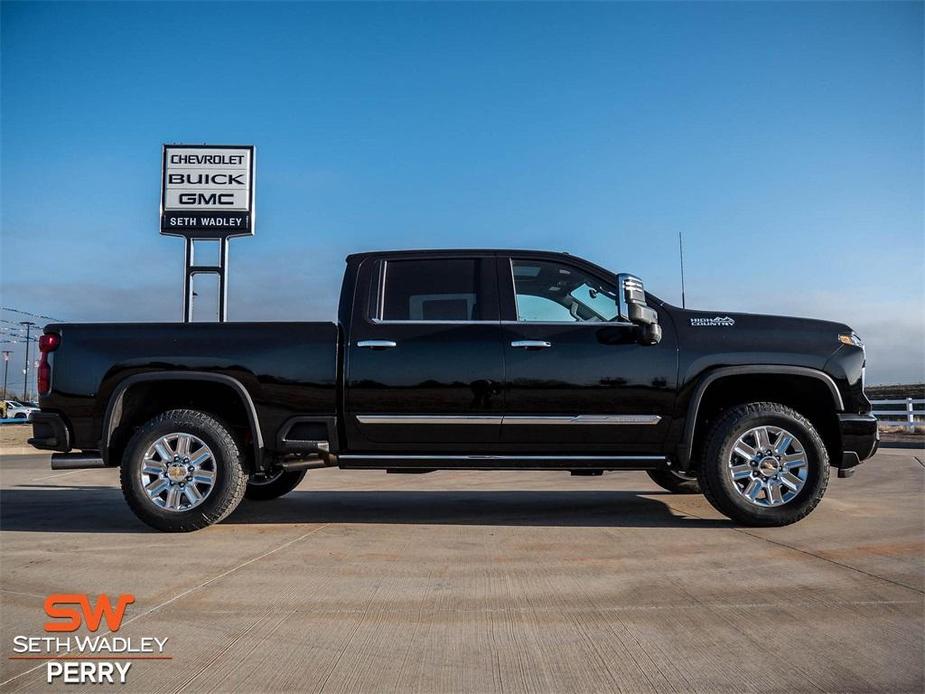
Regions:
[[498, 253, 677, 453], [344, 253, 504, 450]]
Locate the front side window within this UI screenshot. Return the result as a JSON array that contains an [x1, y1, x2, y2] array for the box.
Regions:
[[380, 258, 481, 321], [512, 259, 619, 322]]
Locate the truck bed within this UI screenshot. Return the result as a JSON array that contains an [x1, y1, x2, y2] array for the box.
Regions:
[[43, 321, 339, 453]]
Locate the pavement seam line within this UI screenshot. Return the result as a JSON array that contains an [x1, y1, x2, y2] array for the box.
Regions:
[[168, 609, 277, 694], [730, 527, 925, 595], [0, 524, 330, 689], [665, 501, 925, 596], [315, 532, 403, 694], [29, 470, 86, 483], [914, 456, 924, 469]]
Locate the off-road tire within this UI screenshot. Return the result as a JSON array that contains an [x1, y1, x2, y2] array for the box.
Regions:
[[121, 409, 248, 532], [698, 402, 829, 526], [244, 469, 306, 500], [646, 468, 702, 494]]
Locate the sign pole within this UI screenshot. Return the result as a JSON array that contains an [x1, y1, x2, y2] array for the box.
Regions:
[[2, 351, 11, 399], [183, 238, 194, 323], [219, 237, 229, 322], [20, 321, 36, 401]]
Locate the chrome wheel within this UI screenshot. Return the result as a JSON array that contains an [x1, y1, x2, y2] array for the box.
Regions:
[[728, 425, 808, 507], [138, 432, 217, 512]]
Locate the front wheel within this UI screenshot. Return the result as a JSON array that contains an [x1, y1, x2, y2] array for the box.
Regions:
[[120, 409, 248, 532], [244, 468, 306, 500], [646, 468, 701, 494], [698, 402, 829, 526]]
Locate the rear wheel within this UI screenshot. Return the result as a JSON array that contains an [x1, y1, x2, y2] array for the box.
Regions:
[[244, 468, 306, 500], [120, 409, 248, 532], [646, 468, 701, 494], [698, 402, 829, 526]]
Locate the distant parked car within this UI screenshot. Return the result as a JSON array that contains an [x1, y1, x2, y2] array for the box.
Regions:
[[3, 400, 39, 420]]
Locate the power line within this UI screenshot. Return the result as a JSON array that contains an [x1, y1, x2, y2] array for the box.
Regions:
[[0, 307, 66, 322]]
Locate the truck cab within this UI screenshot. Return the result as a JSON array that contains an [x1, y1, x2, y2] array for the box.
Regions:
[[340, 250, 675, 462]]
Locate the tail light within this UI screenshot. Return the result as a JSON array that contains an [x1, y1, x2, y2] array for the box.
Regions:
[[37, 333, 60, 395]]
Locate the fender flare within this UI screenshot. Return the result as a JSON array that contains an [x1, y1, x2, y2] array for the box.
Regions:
[[678, 365, 844, 466], [101, 371, 263, 464]]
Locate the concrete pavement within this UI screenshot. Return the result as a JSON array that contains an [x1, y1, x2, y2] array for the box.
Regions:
[[1, 448, 922, 693]]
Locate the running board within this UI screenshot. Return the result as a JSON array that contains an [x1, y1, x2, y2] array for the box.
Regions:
[[337, 454, 666, 471], [51, 453, 106, 470]]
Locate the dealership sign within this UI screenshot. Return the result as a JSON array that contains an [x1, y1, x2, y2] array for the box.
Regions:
[[160, 145, 255, 237]]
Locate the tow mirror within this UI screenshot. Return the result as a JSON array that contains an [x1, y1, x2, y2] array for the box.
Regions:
[[616, 273, 662, 345]]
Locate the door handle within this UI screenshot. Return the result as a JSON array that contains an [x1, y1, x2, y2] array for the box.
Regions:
[[511, 340, 551, 349], [357, 340, 397, 349]]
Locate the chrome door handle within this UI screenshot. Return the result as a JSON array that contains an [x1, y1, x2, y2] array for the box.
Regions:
[[357, 340, 397, 349], [511, 340, 551, 349]]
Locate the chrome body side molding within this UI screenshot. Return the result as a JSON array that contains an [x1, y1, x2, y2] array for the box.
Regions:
[[356, 414, 662, 426], [503, 415, 662, 425], [356, 415, 503, 425]]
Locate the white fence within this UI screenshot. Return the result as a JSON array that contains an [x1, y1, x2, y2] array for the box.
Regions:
[[871, 398, 925, 429]]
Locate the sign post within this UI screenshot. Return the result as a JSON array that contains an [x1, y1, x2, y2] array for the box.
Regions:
[[160, 144, 255, 322]]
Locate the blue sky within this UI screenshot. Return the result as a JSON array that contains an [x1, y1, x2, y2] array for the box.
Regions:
[[1, 1, 922, 386]]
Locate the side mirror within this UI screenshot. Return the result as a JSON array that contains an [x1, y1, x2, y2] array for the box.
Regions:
[[616, 273, 662, 345]]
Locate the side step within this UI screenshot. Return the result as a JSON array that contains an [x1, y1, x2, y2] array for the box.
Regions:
[[338, 454, 665, 470], [51, 453, 106, 470]]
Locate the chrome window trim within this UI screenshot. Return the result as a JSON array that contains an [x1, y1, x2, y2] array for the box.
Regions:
[[370, 319, 501, 325], [377, 260, 387, 321], [500, 320, 635, 327]]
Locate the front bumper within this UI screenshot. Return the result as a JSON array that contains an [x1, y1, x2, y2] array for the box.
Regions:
[[837, 413, 879, 469], [28, 412, 71, 452]]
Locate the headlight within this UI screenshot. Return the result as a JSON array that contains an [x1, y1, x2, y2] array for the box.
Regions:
[[838, 332, 864, 348]]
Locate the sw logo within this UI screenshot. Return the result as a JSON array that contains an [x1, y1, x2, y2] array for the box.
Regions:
[[44, 593, 135, 632]]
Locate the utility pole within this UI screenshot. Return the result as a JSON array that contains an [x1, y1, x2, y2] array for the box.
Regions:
[[20, 321, 36, 402], [678, 232, 687, 309], [2, 350, 10, 400]]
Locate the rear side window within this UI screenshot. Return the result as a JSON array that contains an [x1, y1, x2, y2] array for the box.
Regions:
[[379, 258, 482, 321]]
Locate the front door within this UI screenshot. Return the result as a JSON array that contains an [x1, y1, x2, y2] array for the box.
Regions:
[[498, 254, 677, 453], [345, 254, 504, 451]]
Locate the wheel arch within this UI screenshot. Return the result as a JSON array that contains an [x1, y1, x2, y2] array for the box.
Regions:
[[679, 366, 843, 468], [102, 372, 263, 468]]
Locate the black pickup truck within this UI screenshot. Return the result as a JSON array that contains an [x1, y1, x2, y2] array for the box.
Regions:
[[30, 249, 878, 531]]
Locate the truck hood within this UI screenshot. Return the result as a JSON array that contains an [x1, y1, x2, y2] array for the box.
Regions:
[[668, 306, 853, 372]]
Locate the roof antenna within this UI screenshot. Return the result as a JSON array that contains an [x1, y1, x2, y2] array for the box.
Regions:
[[678, 232, 687, 308]]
